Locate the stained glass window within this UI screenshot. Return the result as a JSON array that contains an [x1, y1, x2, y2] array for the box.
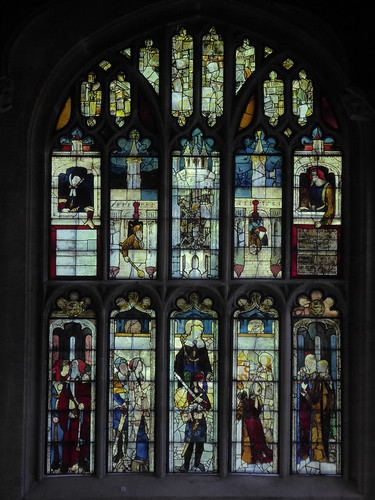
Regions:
[[46, 291, 96, 474], [108, 292, 156, 472], [232, 292, 279, 473], [234, 131, 282, 278], [292, 127, 342, 277], [201, 28, 224, 127], [139, 39, 159, 93], [171, 28, 193, 126], [50, 128, 101, 278], [46, 18, 345, 481], [171, 128, 220, 279], [169, 293, 218, 473], [292, 290, 341, 475], [109, 130, 158, 280]]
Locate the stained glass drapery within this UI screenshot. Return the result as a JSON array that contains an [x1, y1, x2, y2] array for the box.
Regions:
[[108, 292, 156, 472], [234, 131, 282, 278], [46, 292, 96, 474], [171, 129, 220, 279], [232, 292, 279, 473], [169, 293, 218, 473], [292, 290, 341, 475], [50, 128, 101, 278]]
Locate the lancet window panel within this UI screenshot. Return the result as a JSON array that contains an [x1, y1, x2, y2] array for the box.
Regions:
[[46, 291, 97, 475], [169, 293, 219, 473], [291, 290, 342, 475], [108, 292, 156, 473]]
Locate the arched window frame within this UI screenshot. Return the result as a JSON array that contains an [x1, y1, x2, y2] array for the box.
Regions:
[[5, 0, 374, 500]]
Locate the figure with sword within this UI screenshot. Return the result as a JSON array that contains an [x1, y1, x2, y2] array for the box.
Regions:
[[176, 371, 211, 472]]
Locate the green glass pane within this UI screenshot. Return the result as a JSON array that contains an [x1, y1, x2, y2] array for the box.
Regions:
[[80, 71, 102, 127], [201, 27, 224, 127], [263, 71, 284, 126], [235, 38, 255, 94], [171, 28, 193, 126], [109, 72, 131, 128], [292, 69, 314, 126], [139, 39, 159, 94]]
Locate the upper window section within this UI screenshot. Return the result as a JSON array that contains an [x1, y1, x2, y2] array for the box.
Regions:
[[50, 24, 342, 280]]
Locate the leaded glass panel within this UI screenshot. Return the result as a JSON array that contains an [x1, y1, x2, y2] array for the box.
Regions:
[[171, 128, 219, 279], [292, 127, 342, 277], [169, 293, 218, 473], [46, 292, 96, 475], [291, 290, 341, 475], [108, 292, 156, 473], [109, 130, 158, 279], [234, 131, 282, 278], [50, 128, 101, 278], [232, 292, 279, 473]]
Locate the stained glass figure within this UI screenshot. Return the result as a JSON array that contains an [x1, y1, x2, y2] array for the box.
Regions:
[[109, 72, 131, 128], [235, 38, 255, 94], [80, 72, 102, 127], [139, 39, 159, 93], [201, 27, 224, 127], [292, 70, 313, 126], [292, 290, 341, 475], [292, 127, 342, 277], [109, 129, 158, 279], [169, 293, 218, 473], [108, 292, 155, 473], [263, 71, 284, 126], [232, 292, 279, 473], [50, 128, 101, 277], [234, 130, 282, 278], [171, 128, 220, 279], [171, 29, 193, 126], [46, 291, 96, 475]]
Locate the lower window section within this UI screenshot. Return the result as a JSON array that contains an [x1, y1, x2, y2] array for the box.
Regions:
[[232, 291, 279, 473], [291, 290, 341, 475], [108, 292, 156, 473], [169, 293, 218, 473]]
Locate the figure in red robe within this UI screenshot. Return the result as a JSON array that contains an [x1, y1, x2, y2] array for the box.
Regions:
[[236, 387, 273, 464]]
